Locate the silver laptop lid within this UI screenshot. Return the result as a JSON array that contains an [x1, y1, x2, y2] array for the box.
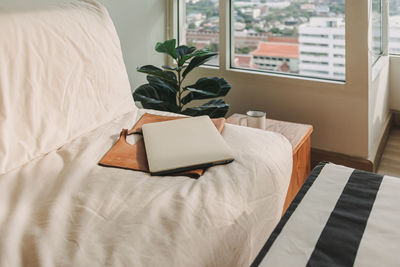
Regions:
[[142, 116, 234, 175]]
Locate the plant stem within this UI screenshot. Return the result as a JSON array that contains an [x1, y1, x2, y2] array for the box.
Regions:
[[177, 69, 182, 112]]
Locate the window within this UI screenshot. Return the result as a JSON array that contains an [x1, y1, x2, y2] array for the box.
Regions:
[[334, 63, 345, 67], [334, 54, 345, 58], [301, 60, 329, 65], [371, 0, 383, 62], [300, 51, 329, 57], [178, 0, 346, 81], [300, 43, 329, 47], [334, 72, 345, 76], [334, 44, 345, 49], [181, 0, 219, 66], [389, 0, 400, 54], [300, 34, 329, 38], [333, 34, 345, 40], [231, 0, 345, 81]]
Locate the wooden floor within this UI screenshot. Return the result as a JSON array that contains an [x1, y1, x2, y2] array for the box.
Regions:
[[377, 127, 400, 177]]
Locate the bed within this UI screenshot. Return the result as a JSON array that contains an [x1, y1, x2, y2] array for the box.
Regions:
[[252, 162, 400, 267], [0, 1, 293, 266]]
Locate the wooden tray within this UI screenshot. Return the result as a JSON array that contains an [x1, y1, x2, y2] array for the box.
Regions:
[[99, 113, 226, 178]]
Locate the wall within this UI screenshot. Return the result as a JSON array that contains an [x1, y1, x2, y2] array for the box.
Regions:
[[369, 57, 390, 161], [368, 0, 390, 162], [97, 0, 167, 90], [0, 0, 167, 90], [390, 56, 400, 111]]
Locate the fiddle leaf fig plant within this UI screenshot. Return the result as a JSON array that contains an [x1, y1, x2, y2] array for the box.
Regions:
[[133, 39, 231, 118]]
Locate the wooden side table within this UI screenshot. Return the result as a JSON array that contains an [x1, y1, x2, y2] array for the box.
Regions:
[[227, 113, 313, 214]]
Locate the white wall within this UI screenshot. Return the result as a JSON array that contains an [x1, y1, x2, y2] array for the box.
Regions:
[[369, 57, 390, 160], [390, 56, 400, 110], [368, 0, 390, 162], [0, 0, 167, 91], [97, 0, 167, 90]]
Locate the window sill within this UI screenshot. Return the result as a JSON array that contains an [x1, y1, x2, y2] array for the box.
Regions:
[[193, 64, 346, 91], [226, 67, 346, 85]]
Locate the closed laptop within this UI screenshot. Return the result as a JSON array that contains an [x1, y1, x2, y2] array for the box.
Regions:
[[142, 116, 234, 176]]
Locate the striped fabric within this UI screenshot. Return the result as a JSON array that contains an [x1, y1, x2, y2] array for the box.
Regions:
[[252, 162, 400, 267]]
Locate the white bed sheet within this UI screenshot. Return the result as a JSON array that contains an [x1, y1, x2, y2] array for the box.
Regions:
[[0, 109, 292, 267]]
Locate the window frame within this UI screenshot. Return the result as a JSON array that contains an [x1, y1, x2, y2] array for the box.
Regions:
[[227, 0, 346, 82], [170, 0, 358, 86], [371, 0, 385, 63]]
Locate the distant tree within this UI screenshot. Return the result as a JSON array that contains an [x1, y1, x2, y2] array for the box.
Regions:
[[330, 2, 345, 15], [238, 47, 251, 54], [186, 0, 218, 19], [188, 23, 196, 29], [270, 27, 282, 35], [255, 27, 266, 33], [209, 43, 219, 52], [281, 28, 297, 37]]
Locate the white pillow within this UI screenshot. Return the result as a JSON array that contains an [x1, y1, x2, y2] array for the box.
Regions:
[[0, 0, 136, 174]]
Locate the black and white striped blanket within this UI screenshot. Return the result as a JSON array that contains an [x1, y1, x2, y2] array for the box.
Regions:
[[252, 162, 400, 267]]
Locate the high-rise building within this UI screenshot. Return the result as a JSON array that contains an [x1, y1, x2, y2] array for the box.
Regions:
[[299, 17, 345, 80], [390, 0, 400, 15], [390, 15, 400, 54]]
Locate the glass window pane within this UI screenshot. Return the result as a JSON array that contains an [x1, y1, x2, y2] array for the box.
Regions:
[[231, 0, 345, 81], [389, 0, 400, 54], [372, 0, 383, 62], [182, 0, 219, 66]]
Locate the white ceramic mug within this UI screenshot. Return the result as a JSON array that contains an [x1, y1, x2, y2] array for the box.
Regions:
[[239, 110, 266, 129]]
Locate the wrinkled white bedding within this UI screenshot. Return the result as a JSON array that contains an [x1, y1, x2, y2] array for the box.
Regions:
[[0, 109, 292, 267], [0, 1, 293, 266], [0, 0, 134, 174]]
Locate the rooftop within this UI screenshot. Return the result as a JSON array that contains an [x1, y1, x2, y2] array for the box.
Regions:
[[234, 54, 253, 68], [251, 42, 299, 58]]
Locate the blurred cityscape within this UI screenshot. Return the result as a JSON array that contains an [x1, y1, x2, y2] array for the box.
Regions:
[[390, 0, 400, 54], [183, 0, 400, 80]]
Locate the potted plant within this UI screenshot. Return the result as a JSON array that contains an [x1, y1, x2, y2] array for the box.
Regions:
[[133, 39, 231, 118]]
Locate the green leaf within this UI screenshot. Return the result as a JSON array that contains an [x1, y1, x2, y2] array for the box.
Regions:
[[155, 39, 178, 59], [137, 65, 177, 83], [182, 52, 218, 78], [161, 65, 186, 72], [176, 45, 196, 63], [162, 65, 177, 71], [182, 99, 230, 118], [179, 48, 213, 66], [181, 77, 232, 105], [147, 75, 178, 94], [133, 84, 179, 113], [175, 46, 213, 66], [182, 88, 218, 105]]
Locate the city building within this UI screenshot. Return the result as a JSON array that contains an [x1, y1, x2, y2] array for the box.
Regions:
[[234, 54, 254, 69], [389, 15, 400, 54], [251, 42, 299, 72], [298, 17, 345, 80], [234, 29, 268, 50], [186, 29, 219, 49]]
